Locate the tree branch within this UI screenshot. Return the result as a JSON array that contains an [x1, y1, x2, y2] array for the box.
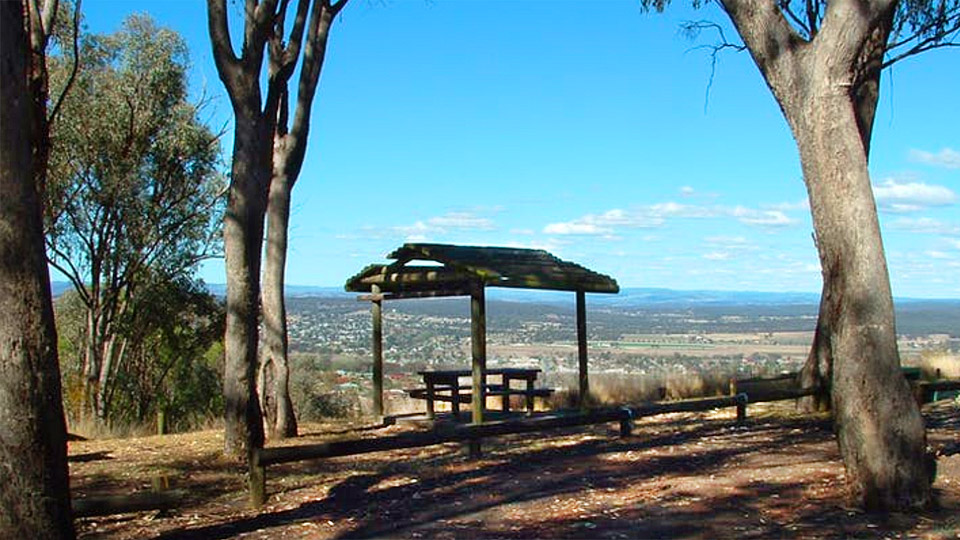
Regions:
[[816, 0, 897, 71], [681, 20, 747, 110], [882, 7, 960, 68], [206, 0, 242, 99], [719, 0, 807, 96], [47, 0, 82, 126], [287, 0, 341, 170]]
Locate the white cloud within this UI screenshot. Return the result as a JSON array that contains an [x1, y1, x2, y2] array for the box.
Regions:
[[426, 212, 495, 230], [703, 252, 730, 260], [393, 220, 430, 236], [543, 222, 612, 235], [704, 235, 752, 248], [763, 199, 809, 212], [873, 179, 957, 212], [543, 207, 666, 236], [650, 202, 717, 218], [680, 186, 696, 197], [888, 217, 960, 235], [393, 211, 496, 238], [926, 250, 955, 260], [950, 239, 960, 250], [909, 148, 960, 169], [731, 206, 796, 227], [545, 200, 802, 236]]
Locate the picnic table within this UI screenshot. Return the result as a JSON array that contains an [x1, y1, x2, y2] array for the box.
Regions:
[[409, 368, 553, 419]]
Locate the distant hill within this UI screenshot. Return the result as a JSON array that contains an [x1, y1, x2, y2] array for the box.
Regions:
[[200, 284, 826, 306], [51, 281, 958, 307], [51, 281, 958, 335], [51, 281, 74, 297]]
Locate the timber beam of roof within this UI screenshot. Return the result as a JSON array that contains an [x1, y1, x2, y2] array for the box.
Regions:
[[344, 243, 620, 298]]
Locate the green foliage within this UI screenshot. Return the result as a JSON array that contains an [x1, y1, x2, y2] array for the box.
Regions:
[[110, 277, 225, 431], [289, 353, 363, 420], [44, 13, 226, 424], [55, 278, 225, 432], [46, 14, 224, 286]]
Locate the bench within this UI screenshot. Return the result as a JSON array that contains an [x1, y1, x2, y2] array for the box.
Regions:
[[405, 380, 555, 416]]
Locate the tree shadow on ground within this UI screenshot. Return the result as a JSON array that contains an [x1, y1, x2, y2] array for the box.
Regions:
[[69, 450, 113, 463], [153, 415, 858, 539]]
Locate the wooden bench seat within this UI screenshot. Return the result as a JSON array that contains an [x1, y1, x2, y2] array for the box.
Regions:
[[404, 385, 555, 414], [486, 387, 554, 398], [406, 388, 473, 403]]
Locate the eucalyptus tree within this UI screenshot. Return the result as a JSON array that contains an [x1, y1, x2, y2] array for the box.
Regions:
[[643, 0, 958, 510], [261, 0, 345, 439], [45, 15, 224, 422], [207, 0, 348, 455], [1, 1, 74, 537]]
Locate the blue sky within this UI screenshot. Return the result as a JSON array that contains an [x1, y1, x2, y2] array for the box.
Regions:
[[79, 1, 960, 298]]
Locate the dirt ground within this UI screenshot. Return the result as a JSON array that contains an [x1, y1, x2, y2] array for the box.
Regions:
[[70, 401, 960, 539]]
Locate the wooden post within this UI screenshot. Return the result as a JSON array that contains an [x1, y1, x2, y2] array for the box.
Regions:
[[156, 409, 167, 436], [426, 379, 435, 420], [502, 374, 510, 412], [470, 283, 486, 457], [371, 284, 384, 418], [729, 377, 737, 396], [451, 382, 460, 419], [249, 449, 266, 508], [576, 289, 589, 410], [525, 377, 535, 414]]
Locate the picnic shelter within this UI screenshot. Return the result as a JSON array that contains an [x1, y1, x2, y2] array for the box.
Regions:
[[345, 243, 620, 424]]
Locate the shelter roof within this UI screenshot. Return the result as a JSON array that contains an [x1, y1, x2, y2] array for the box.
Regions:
[[345, 243, 619, 298]]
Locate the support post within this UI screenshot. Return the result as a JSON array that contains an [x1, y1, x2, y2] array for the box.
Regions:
[[371, 284, 384, 418], [576, 289, 589, 410], [735, 393, 747, 426], [470, 283, 487, 457], [249, 449, 266, 508], [426, 379, 435, 420]]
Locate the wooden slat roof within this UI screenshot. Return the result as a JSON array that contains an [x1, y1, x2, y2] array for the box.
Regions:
[[345, 243, 619, 297]]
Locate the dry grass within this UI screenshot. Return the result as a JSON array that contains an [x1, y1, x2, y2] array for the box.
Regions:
[[921, 351, 960, 379], [548, 370, 736, 409]]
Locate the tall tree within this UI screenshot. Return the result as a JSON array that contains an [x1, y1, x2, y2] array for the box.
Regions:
[[677, 1, 958, 412], [261, 0, 343, 439], [645, 0, 951, 510], [44, 15, 224, 423], [207, 0, 348, 456], [0, 1, 74, 537], [790, 0, 958, 411]]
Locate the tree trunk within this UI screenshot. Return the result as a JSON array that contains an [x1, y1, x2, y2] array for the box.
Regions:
[[789, 84, 931, 510], [261, 166, 297, 439], [0, 2, 75, 537], [797, 4, 894, 414], [222, 116, 269, 458], [798, 289, 832, 412]]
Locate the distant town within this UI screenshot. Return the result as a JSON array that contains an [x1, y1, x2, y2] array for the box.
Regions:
[[283, 292, 960, 407]]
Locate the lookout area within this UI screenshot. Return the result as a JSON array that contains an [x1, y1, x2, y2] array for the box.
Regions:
[[345, 243, 620, 421]]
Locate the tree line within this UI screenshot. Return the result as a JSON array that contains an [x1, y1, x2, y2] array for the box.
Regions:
[[1, 0, 957, 537]]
